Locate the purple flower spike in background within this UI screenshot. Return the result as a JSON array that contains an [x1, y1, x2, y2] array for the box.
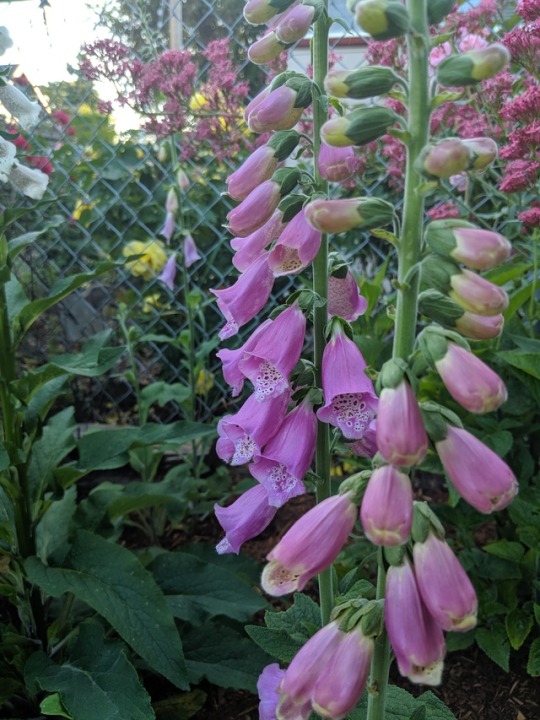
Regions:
[[157, 253, 177, 291], [360, 465, 413, 546], [183, 233, 202, 268], [376, 379, 428, 466], [211, 252, 274, 340], [268, 207, 322, 276], [385, 559, 446, 686], [327, 269, 367, 322], [249, 399, 317, 507], [214, 484, 277, 555], [238, 303, 306, 400], [261, 491, 357, 595], [317, 322, 378, 440], [413, 532, 478, 632], [257, 664, 286, 720], [216, 318, 272, 397]]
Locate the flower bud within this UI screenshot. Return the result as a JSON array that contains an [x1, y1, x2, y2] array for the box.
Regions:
[[321, 106, 398, 147], [425, 220, 511, 270], [413, 533, 478, 632], [360, 465, 413, 546], [317, 142, 357, 182], [351, 0, 410, 41], [305, 197, 394, 233], [377, 379, 429, 466], [455, 310, 504, 339], [427, 0, 456, 24], [246, 73, 312, 133], [418, 290, 505, 339], [324, 66, 400, 100], [275, 1, 323, 44], [165, 187, 179, 215], [226, 145, 280, 201], [248, 31, 288, 65], [417, 138, 471, 179], [435, 424, 518, 513], [176, 168, 190, 190], [461, 137, 498, 170], [436, 42, 511, 86], [243, 0, 297, 25]]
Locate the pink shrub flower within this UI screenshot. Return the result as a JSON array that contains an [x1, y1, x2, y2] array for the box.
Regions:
[[435, 424, 518, 513], [376, 380, 428, 467], [434, 342, 507, 414], [262, 491, 357, 595], [216, 318, 273, 396], [215, 484, 278, 555], [327, 269, 368, 322], [413, 533, 478, 632], [211, 252, 274, 340], [231, 210, 285, 272], [360, 465, 413, 546], [268, 207, 322, 276], [385, 559, 446, 685], [249, 399, 317, 507], [317, 323, 378, 440]]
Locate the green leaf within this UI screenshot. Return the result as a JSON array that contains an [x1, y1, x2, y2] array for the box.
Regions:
[[416, 691, 457, 719], [40, 693, 73, 718], [149, 551, 267, 624], [483, 540, 525, 563], [139, 382, 192, 419], [527, 637, 540, 676], [51, 329, 125, 377], [476, 626, 510, 671], [25, 622, 155, 720], [497, 351, 540, 380], [348, 685, 457, 719], [36, 486, 77, 563], [265, 592, 321, 635], [153, 690, 207, 720], [24, 530, 188, 689], [505, 607, 533, 650], [245, 625, 302, 664], [503, 284, 534, 323], [8, 231, 45, 260], [183, 621, 272, 692]]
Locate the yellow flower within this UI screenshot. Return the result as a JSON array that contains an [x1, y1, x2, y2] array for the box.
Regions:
[[189, 91, 208, 112], [123, 239, 168, 280], [141, 293, 163, 313], [195, 368, 214, 395], [72, 199, 95, 222]]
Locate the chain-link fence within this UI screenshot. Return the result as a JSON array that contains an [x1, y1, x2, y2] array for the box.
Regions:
[[3, 0, 500, 425]]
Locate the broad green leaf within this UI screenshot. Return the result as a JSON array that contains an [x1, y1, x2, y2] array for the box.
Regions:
[[153, 690, 207, 720], [11, 364, 67, 406], [505, 607, 533, 650], [527, 637, 540, 676], [36, 486, 77, 563], [445, 630, 476, 652], [5, 276, 29, 323], [180, 542, 261, 585], [264, 592, 321, 635], [0, 441, 10, 472], [24, 530, 188, 689], [139, 382, 192, 418], [245, 625, 302, 664], [503, 284, 533, 322], [51, 329, 125, 377], [497, 351, 540, 380], [347, 684, 458, 720], [8, 231, 44, 260], [40, 693, 73, 718], [476, 626, 510, 671], [150, 550, 267, 624], [25, 622, 155, 720], [183, 621, 272, 692], [484, 540, 525, 563], [460, 548, 521, 580], [416, 692, 457, 719]]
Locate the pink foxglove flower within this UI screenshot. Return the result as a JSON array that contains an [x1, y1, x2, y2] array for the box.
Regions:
[[249, 399, 317, 507], [413, 533, 478, 632], [425, 220, 511, 271], [261, 491, 357, 595], [211, 252, 274, 340], [417, 138, 471, 178], [360, 465, 413, 546], [305, 197, 394, 234], [216, 390, 290, 466], [248, 31, 286, 65], [275, 3, 319, 44], [216, 318, 273, 396], [157, 253, 177, 291], [231, 210, 285, 272], [327, 269, 367, 322], [376, 380, 428, 466], [455, 311, 504, 339], [183, 233, 201, 268], [385, 559, 446, 685], [317, 324, 378, 440], [449, 267, 508, 316], [349, 420, 378, 458], [226, 144, 280, 201], [226, 179, 282, 237], [268, 207, 322, 276], [434, 342, 507, 414], [160, 212, 175, 242], [246, 84, 304, 134], [214, 484, 277, 555], [238, 303, 306, 401], [435, 425, 518, 513], [317, 142, 357, 182], [258, 664, 286, 720]]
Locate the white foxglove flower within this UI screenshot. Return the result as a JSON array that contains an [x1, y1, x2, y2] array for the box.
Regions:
[[8, 161, 49, 200], [0, 136, 17, 182], [0, 27, 13, 55], [0, 84, 40, 131]]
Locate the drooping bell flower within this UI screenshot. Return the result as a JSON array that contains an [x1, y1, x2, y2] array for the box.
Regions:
[[8, 161, 49, 200], [226, 167, 300, 237], [245, 72, 312, 134], [317, 142, 357, 182], [157, 253, 177, 291], [211, 252, 274, 340], [216, 390, 290, 466], [238, 303, 306, 400], [348, 420, 378, 458], [305, 197, 395, 234], [0, 136, 17, 182], [416, 138, 471, 179], [324, 65, 400, 99], [243, 0, 297, 25], [434, 341, 507, 414], [268, 207, 322, 276], [317, 322, 378, 440], [417, 289, 504, 339], [262, 491, 357, 595], [360, 465, 413, 546], [258, 664, 286, 720], [327, 267, 367, 321], [352, 0, 410, 41], [320, 106, 398, 147], [249, 398, 317, 507], [214, 484, 278, 555], [275, 1, 323, 44], [231, 210, 285, 272], [425, 219, 511, 270], [436, 42, 511, 86], [216, 318, 273, 397], [385, 558, 446, 685], [413, 532, 478, 632], [455, 310, 504, 339], [376, 364, 428, 466], [0, 84, 40, 130], [226, 130, 300, 201], [183, 233, 202, 268], [435, 424, 518, 513], [248, 31, 288, 65]]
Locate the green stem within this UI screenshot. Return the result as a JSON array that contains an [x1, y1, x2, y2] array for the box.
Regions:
[[367, 551, 391, 720], [312, 2, 333, 626]]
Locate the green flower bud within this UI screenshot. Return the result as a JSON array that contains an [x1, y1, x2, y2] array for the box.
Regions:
[[321, 106, 398, 147], [427, 0, 456, 25], [436, 43, 511, 87], [352, 0, 410, 41], [324, 66, 400, 100], [305, 197, 395, 233], [416, 138, 471, 178]]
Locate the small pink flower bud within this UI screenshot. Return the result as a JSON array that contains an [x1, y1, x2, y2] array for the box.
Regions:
[[165, 187, 179, 214], [461, 137, 498, 170], [276, 3, 319, 44], [305, 197, 394, 234], [353, 0, 410, 41], [435, 424, 518, 513], [317, 142, 357, 182], [449, 267, 508, 316], [226, 145, 279, 201], [226, 179, 282, 237], [248, 31, 287, 65], [437, 42, 511, 86], [246, 85, 303, 133], [360, 465, 413, 546], [176, 168, 190, 189], [417, 138, 471, 178], [321, 106, 398, 147], [385, 559, 446, 685], [183, 233, 202, 268], [435, 342, 507, 414], [413, 533, 478, 632], [244, 0, 296, 25], [376, 380, 428, 466], [261, 491, 358, 595], [455, 311, 504, 339], [425, 220, 511, 270]]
